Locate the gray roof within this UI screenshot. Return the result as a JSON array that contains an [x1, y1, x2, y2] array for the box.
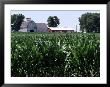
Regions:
[[36, 23, 48, 32]]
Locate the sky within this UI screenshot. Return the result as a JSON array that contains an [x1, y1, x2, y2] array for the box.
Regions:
[[11, 10, 100, 32]]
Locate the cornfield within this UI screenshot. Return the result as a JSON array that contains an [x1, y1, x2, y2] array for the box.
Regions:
[[11, 32, 100, 77]]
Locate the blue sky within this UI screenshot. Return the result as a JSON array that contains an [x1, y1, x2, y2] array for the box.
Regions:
[[11, 10, 100, 32]]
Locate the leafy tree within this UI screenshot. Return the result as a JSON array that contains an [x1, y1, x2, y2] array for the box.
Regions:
[[79, 13, 100, 33], [11, 14, 25, 31], [47, 16, 60, 27]]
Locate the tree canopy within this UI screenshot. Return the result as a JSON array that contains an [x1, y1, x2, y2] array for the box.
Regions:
[[47, 16, 60, 27], [11, 14, 25, 31], [79, 13, 100, 33]]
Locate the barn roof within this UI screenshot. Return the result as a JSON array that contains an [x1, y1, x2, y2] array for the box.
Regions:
[[36, 23, 47, 28], [36, 23, 48, 32], [20, 22, 48, 30]]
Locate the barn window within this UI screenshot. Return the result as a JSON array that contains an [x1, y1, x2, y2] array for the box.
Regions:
[[30, 30, 34, 32]]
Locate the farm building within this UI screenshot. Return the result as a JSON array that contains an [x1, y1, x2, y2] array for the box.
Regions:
[[19, 18, 48, 32], [48, 27, 74, 33], [19, 18, 75, 33]]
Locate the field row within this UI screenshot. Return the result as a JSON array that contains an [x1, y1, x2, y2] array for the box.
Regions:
[[11, 33, 100, 77]]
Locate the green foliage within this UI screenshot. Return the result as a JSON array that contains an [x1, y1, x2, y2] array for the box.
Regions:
[[11, 32, 100, 77], [79, 13, 100, 33], [11, 14, 25, 31], [47, 16, 60, 27]]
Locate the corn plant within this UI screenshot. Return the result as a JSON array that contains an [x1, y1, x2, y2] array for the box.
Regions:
[[11, 32, 100, 77]]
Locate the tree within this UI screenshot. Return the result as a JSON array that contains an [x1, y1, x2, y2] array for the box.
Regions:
[[11, 14, 25, 31], [47, 16, 60, 27], [79, 13, 100, 33]]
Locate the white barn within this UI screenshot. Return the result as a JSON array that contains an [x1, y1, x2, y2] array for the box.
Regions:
[[19, 18, 48, 32]]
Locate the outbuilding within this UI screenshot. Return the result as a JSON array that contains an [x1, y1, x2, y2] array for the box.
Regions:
[[19, 18, 48, 32]]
